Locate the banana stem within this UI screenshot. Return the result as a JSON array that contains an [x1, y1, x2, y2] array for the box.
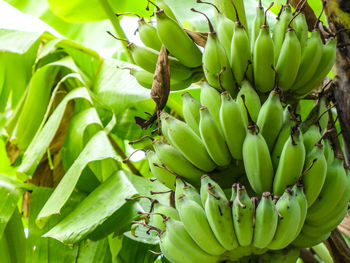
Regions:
[[99, 0, 134, 62]]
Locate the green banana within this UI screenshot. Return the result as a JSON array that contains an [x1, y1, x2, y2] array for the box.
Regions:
[[155, 8, 202, 68], [200, 175, 224, 206], [152, 201, 180, 231], [121, 42, 193, 80], [236, 80, 261, 124], [271, 110, 296, 168], [318, 97, 329, 132], [273, 5, 293, 63], [292, 231, 331, 248], [204, 182, 239, 250], [296, 39, 337, 96], [232, 185, 254, 246], [159, 236, 192, 263], [129, 68, 202, 91], [197, 0, 234, 59], [273, 126, 306, 195], [219, 91, 247, 160], [306, 158, 347, 221], [323, 138, 334, 166], [292, 30, 323, 90], [230, 13, 250, 86], [292, 11, 308, 51], [138, 17, 162, 50], [242, 97, 274, 195], [160, 113, 172, 144], [177, 194, 226, 255], [268, 189, 301, 250], [156, 0, 179, 23], [301, 143, 327, 207], [302, 124, 322, 155], [146, 150, 176, 189], [256, 89, 283, 150], [253, 12, 275, 93], [292, 183, 308, 239], [161, 218, 219, 263], [213, 0, 247, 29], [199, 106, 232, 167], [153, 140, 205, 186], [252, 192, 278, 249], [182, 92, 201, 135], [251, 0, 265, 51], [199, 9, 236, 96], [303, 202, 348, 237], [275, 26, 301, 91], [200, 82, 223, 132], [174, 178, 202, 208], [163, 114, 216, 172]]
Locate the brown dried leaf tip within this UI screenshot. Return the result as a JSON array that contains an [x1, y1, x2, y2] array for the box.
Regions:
[[135, 44, 170, 129]]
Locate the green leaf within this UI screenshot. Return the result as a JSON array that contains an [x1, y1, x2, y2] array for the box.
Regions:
[[26, 187, 86, 263], [43, 170, 139, 244], [36, 130, 120, 228], [47, 0, 152, 23], [77, 238, 112, 263], [0, 174, 23, 238], [18, 87, 93, 176], [115, 235, 160, 263], [8, 57, 78, 150], [2, 208, 26, 263], [92, 59, 153, 115], [0, 29, 42, 110]]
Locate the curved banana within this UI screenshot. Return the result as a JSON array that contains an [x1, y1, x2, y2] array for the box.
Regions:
[[306, 158, 347, 221], [302, 124, 322, 155], [242, 109, 274, 195], [156, 0, 179, 22], [127, 43, 194, 80], [200, 175, 224, 206], [273, 126, 306, 195], [230, 19, 250, 86], [177, 194, 226, 255], [296, 39, 337, 96], [292, 183, 308, 239], [138, 17, 162, 51], [271, 115, 296, 168], [236, 80, 261, 124], [253, 19, 275, 93], [204, 181, 238, 250], [219, 91, 247, 160], [256, 89, 283, 150], [292, 30, 323, 90], [199, 106, 232, 167], [146, 150, 176, 189], [251, 0, 265, 51], [153, 140, 205, 185], [213, 0, 247, 29], [152, 201, 180, 231], [200, 82, 223, 132], [200, 12, 236, 96], [161, 218, 219, 263], [155, 9, 202, 68], [273, 5, 293, 63], [174, 178, 202, 208], [217, 13, 235, 59], [232, 185, 254, 246], [276, 27, 301, 91], [301, 143, 327, 207], [182, 92, 201, 135], [164, 115, 216, 172], [252, 192, 278, 249], [268, 189, 301, 250], [292, 11, 308, 51], [292, 231, 331, 248]]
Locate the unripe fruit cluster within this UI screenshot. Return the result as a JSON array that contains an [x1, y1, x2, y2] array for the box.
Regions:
[[142, 82, 350, 262], [121, 0, 346, 262]]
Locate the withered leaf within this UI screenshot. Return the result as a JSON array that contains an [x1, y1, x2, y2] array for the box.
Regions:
[[135, 44, 170, 129]]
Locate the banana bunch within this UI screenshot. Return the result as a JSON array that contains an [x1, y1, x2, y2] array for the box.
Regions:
[[131, 176, 313, 262], [118, 0, 336, 99]]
